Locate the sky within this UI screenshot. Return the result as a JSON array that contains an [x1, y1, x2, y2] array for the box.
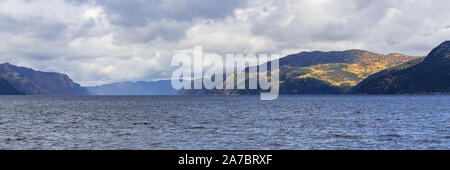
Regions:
[[0, 0, 449, 86]]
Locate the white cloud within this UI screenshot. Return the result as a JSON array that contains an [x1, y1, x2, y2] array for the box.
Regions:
[[0, 0, 449, 85]]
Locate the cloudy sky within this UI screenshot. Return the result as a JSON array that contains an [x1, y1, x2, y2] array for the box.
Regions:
[[0, 0, 449, 85]]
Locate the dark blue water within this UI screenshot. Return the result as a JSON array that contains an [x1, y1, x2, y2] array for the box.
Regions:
[[0, 95, 448, 150]]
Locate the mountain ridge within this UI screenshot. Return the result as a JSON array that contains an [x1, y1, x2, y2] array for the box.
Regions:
[[352, 41, 450, 94], [181, 49, 418, 95], [0, 63, 89, 95], [87, 80, 179, 95]]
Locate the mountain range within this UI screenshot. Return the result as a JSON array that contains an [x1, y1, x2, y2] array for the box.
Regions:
[[180, 41, 450, 95], [1, 41, 449, 96], [86, 80, 179, 95], [181, 49, 419, 95]]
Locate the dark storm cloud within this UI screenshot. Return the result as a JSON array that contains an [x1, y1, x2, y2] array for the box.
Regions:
[[67, 0, 244, 27], [113, 19, 192, 43], [65, 0, 245, 43], [0, 13, 67, 40]]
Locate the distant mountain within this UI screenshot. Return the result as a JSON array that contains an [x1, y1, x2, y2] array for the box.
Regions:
[[0, 78, 23, 95], [87, 80, 179, 95], [0, 63, 89, 95], [352, 41, 450, 94], [181, 49, 416, 95]]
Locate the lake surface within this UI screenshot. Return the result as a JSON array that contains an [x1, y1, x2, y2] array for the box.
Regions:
[[0, 95, 448, 150]]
